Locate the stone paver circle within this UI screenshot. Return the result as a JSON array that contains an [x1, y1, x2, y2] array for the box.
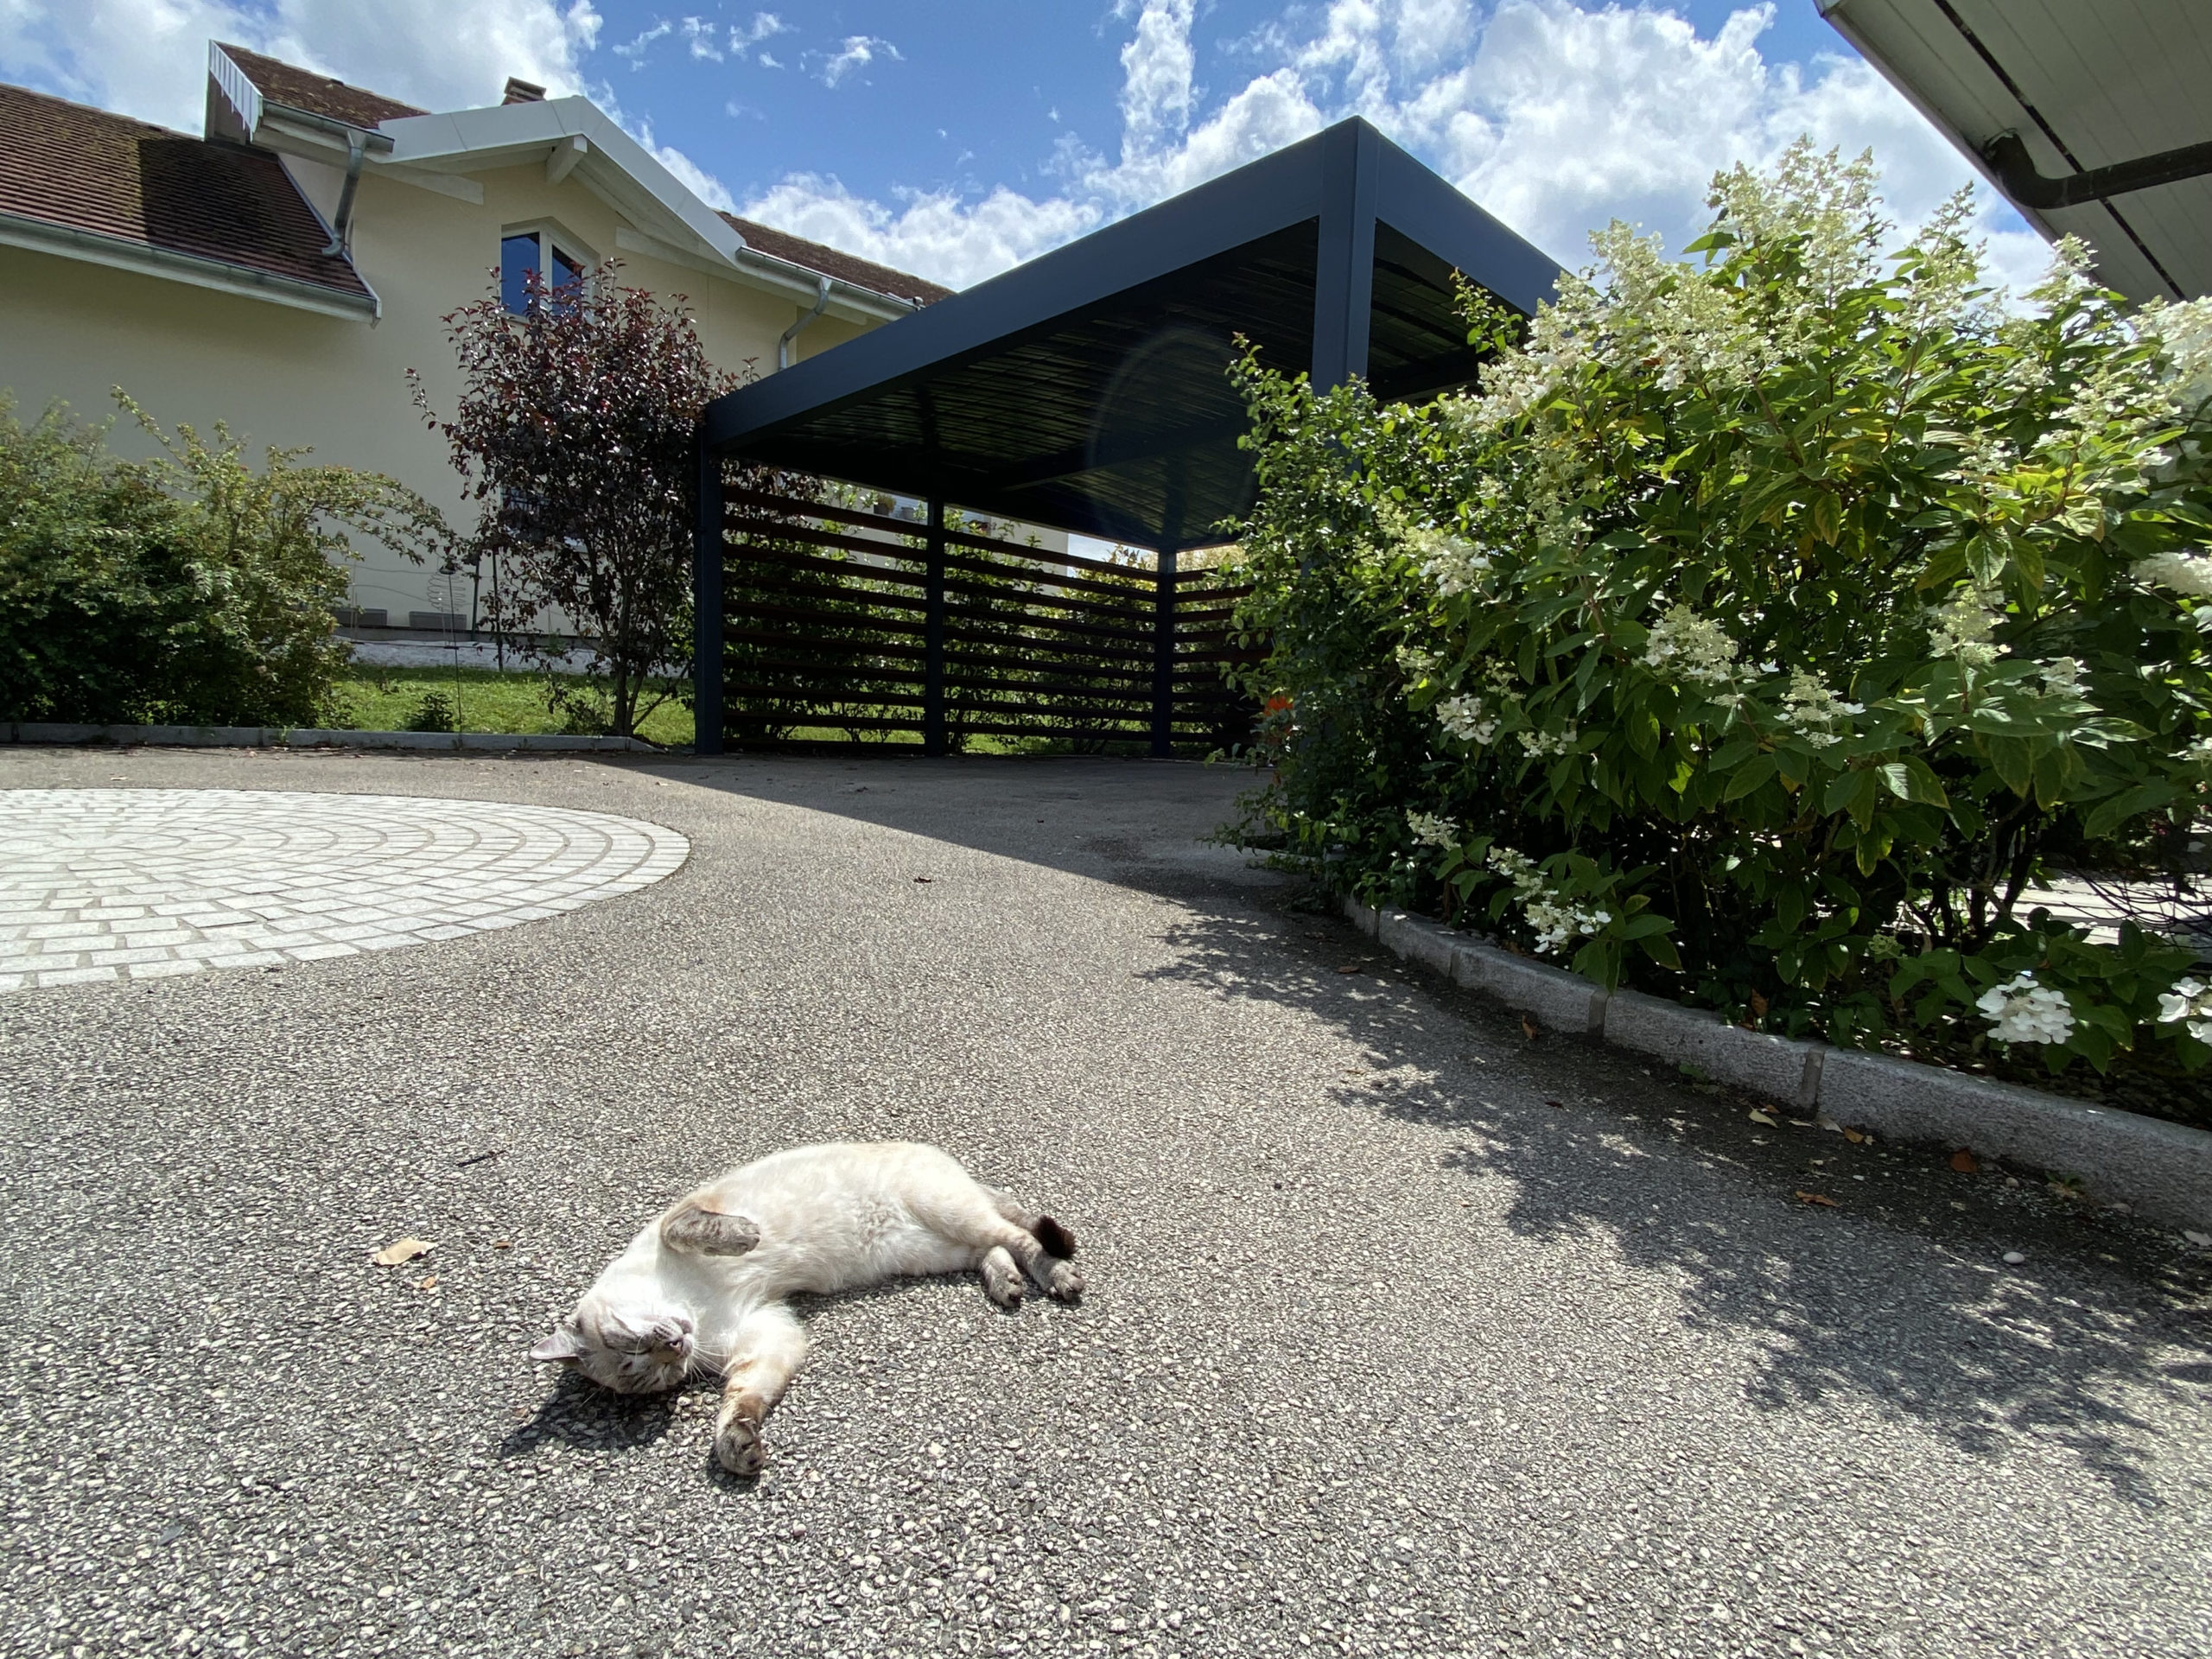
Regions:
[[0, 788, 689, 993]]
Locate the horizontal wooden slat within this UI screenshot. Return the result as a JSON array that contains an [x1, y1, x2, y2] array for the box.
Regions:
[[725, 486, 1155, 581]]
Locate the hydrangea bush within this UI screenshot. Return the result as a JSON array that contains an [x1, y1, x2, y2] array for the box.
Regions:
[[1230, 146, 2212, 1081]]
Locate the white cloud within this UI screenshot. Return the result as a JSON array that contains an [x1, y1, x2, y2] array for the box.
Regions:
[[816, 33, 898, 89], [644, 129, 735, 211], [741, 174, 1099, 289], [728, 10, 784, 58], [739, 0, 2049, 301], [613, 17, 670, 70], [679, 16, 719, 63], [0, 0, 601, 131]]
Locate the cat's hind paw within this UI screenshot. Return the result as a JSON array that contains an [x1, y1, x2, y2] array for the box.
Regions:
[[1047, 1262, 1085, 1302], [714, 1417, 766, 1479]]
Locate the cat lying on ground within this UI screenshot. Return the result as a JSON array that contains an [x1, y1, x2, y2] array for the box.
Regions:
[[529, 1141, 1083, 1477]]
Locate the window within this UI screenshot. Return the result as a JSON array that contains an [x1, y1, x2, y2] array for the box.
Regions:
[[500, 231, 588, 315]]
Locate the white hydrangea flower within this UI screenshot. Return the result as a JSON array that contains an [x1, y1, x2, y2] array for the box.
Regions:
[[1516, 726, 1579, 758], [2132, 550, 2212, 599], [2184, 736, 2212, 764], [2157, 977, 2212, 1043], [1395, 643, 1443, 678], [2037, 657, 2086, 693], [1975, 973, 2075, 1045], [1777, 671, 1864, 748], [1484, 845, 1607, 955], [1436, 694, 1501, 746], [1643, 606, 1740, 685], [1405, 810, 1457, 849], [2140, 295, 2212, 413], [1407, 528, 1495, 598], [1484, 844, 1542, 893], [1927, 591, 2005, 665]]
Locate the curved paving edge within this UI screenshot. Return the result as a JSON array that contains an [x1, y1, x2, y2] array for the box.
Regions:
[[1345, 895, 2212, 1232], [0, 790, 690, 995]]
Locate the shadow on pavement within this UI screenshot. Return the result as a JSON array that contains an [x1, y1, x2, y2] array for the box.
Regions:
[[498, 1369, 702, 1460], [1138, 901, 2212, 1507]]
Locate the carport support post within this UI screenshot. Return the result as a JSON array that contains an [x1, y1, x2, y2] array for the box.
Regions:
[[1150, 499, 1183, 758], [924, 499, 948, 756], [692, 432, 725, 756], [1312, 119, 1379, 391]]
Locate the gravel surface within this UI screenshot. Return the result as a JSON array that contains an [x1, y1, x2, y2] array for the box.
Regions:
[[2, 745, 2209, 1659]]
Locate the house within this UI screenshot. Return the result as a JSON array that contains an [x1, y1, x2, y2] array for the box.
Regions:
[[0, 43, 956, 632]]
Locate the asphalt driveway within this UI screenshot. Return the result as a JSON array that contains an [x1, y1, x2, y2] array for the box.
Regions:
[[1, 745, 2207, 1658]]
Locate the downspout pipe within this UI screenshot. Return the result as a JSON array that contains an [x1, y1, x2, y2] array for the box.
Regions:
[[254, 100, 394, 257], [1984, 130, 2212, 212], [324, 128, 369, 256], [778, 274, 832, 370]]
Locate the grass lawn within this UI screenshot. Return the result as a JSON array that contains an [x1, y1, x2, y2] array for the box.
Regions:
[[331, 666, 696, 748], [330, 666, 1156, 756]]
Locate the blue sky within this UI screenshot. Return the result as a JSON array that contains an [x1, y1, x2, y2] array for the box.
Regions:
[[2, 2, 2044, 291]]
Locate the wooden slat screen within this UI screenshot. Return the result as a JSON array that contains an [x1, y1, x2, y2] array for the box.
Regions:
[[718, 482, 1260, 754]]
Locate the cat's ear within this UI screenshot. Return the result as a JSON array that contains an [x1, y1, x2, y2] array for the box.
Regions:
[[529, 1324, 584, 1363], [660, 1199, 761, 1257]]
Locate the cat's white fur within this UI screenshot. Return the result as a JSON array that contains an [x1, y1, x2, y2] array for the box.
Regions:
[[530, 1141, 1082, 1476]]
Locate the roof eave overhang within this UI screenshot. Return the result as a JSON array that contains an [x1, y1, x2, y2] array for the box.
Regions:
[[1816, 0, 2063, 244], [380, 99, 744, 264], [0, 212, 380, 320]]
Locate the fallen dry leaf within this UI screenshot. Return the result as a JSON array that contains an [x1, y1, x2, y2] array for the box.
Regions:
[[1520, 1014, 1541, 1042], [416, 1274, 439, 1291], [491, 1239, 513, 1249], [1748, 990, 1770, 1020], [912, 875, 935, 884], [1747, 1109, 1778, 1127], [372, 1237, 434, 1267], [1794, 1192, 1838, 1208], [1843, 1128, 1865, 1144], [1544, 1098, 1567, 1110], [1336, 963, 1364, 975], [2183, 1230, 2212, 1249], [1949, 1149, 1979, 1174]]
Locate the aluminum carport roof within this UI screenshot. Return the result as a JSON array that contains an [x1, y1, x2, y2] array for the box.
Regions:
[[1821, 0, 2212, 302], [697, 118, 1563, 550]]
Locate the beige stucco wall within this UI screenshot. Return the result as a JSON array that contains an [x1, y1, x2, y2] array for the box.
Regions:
[[0, 156, 866, 630]]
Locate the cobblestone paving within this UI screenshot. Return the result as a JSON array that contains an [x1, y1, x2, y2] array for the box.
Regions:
[[0, 788, 687, 993]]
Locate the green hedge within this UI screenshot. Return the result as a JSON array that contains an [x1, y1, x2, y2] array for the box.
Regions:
[[1229, 146, 2212, 1081], [0, 397, 446, 728]]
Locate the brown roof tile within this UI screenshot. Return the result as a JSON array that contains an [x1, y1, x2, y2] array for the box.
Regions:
[[216, 43, 427, 128], [0, 82, 375, 302], [721, 213, 953, 306]]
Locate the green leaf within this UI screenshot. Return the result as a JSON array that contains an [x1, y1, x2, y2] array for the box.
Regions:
[[1722, 753, 1777, 801], [2084, 780, 2179, 839]]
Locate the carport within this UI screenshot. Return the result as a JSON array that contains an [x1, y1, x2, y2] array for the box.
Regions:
[[691, 117, 1561, 757]]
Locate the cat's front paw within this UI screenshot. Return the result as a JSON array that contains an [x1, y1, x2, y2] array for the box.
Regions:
[[1048, 1263, 1085, 1301], [715, 1417, 766, 1479]]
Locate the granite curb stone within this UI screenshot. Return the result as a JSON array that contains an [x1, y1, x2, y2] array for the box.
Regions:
[[1603, 987, 1825, 1110], [1348, 893, 2212, 1230], [1452, 941, 1610, 1035], [1818, 1049, 2212, 1229]]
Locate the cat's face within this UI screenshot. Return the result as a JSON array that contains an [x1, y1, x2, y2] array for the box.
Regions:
[[530, 1300, 697, 1395]]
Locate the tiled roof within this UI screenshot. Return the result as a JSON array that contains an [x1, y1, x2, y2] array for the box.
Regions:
[[215, 43, 427, 127], [721, 213, 953, 306], [0, 82, 374, 301]]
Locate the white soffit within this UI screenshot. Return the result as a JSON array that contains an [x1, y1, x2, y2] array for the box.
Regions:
[[1821, 0, 2212, 302], [380, 99, 745, 267]]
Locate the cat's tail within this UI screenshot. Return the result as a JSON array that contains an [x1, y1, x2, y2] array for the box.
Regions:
[[988, 1187, 1078, 1260]]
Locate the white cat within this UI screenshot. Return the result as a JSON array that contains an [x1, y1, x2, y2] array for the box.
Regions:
[[529, 1141, 1084, 1477]]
